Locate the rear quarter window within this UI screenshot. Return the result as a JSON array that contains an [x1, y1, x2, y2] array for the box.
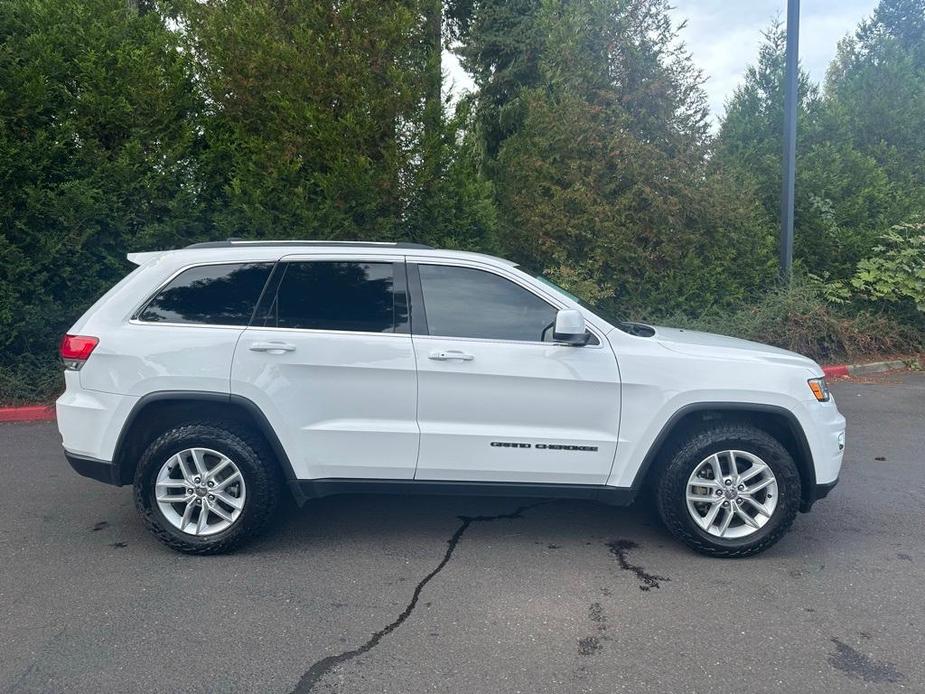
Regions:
[[136, 263, 273, 326]]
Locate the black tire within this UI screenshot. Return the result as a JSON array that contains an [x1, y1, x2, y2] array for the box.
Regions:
[[655, 422, 801, 558], [133, 422, 282, 555]]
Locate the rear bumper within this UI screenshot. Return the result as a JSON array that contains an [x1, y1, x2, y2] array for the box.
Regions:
[[65, 450, 122, 486], [56, 373, 138, 461]]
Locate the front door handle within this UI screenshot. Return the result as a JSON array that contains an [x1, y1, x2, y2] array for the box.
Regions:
[[428, 350, 474, 361], [249, 341, 296, 353]]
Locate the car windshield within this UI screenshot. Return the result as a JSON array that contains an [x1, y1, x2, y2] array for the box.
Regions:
[[532, 274, 631, 328]]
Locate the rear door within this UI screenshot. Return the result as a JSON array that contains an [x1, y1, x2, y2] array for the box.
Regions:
[[83, 261, 274, 396], [409, 260, 621, 485], [230, 255, 419, 480]]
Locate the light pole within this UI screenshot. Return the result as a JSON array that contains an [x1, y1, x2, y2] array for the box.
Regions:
[[780, 0, 800, 281]]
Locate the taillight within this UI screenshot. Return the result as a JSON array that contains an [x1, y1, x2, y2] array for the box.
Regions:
[[59, 334, 99, 370]]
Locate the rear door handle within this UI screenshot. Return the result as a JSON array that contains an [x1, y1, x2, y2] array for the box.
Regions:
[[249, 341, 296, 353], [428, 350, 474, 361]]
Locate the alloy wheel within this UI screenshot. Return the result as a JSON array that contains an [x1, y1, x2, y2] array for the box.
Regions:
[[154, 447, 247, 536], [685, 449, 778, 539]]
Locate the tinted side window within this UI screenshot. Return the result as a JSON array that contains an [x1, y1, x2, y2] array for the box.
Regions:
[[262, 261, 407, 333], [138, 263, 273, 326], [418, 265, 557, 341]]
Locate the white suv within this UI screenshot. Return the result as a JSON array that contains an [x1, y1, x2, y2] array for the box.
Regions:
[[56, 240, 845, 556]]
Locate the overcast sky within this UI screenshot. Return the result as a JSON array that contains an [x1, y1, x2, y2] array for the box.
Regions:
[[443, 0, 879, 126]]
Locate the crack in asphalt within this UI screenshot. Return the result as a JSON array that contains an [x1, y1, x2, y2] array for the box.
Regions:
[[606, 539, 669, 591], [290, 501, 549, 693]]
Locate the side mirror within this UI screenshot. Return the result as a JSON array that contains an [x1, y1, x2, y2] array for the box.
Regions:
[[553, 309, 590, 346]]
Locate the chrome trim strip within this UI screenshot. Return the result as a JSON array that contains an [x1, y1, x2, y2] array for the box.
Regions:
[[243, 325, 409, 338], [410, 333, 603, 349], [229, 240, 400, 246], [125, 253, 609, 347]]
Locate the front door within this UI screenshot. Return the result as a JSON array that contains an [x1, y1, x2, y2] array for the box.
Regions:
[[409, 261, 621, 485], [231, 256, 419, 480]]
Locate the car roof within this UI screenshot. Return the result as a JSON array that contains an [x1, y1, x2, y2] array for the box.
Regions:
[[184, 239, 434, 250], [126, 239, 517, 268]]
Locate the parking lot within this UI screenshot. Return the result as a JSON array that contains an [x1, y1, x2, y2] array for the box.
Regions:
[[1, 374, 923, 693]]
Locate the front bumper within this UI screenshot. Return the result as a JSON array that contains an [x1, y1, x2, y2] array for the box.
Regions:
[[800, 477, 838, 512], [795, 396, 845, 512], [65, 450, 122, 486]]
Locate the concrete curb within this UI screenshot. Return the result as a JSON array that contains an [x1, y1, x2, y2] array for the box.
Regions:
[[0, 405, 56, 423], [823, 359, 913, 379]]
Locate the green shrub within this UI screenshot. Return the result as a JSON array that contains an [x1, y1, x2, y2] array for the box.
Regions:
[[847, 223, 925, 310], [0, 355, 62, 407], [659, 277, 925, 363]]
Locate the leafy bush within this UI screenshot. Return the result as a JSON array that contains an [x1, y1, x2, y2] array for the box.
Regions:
[[847, 223, 925, 310], [659, 277, 925, 363], [0, 356, 62, 407]]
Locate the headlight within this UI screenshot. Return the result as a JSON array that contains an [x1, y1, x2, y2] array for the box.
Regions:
[[808, 377, 831, 402]]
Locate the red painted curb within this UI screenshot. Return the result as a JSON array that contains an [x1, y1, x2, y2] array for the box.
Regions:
[[822, 364, 850, 378], [0, 405, 56, 423]]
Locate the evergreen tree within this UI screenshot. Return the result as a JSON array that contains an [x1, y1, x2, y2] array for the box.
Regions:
[[172, 0, 497, 247], [715, 16, 914, 279], [2, 0, 923, 401], [826, 0, 925, 205], [0, 0, 201, 393], [174, 0, 426, 240], [714, 21, 820, 221], [457, 0, 775, 315]]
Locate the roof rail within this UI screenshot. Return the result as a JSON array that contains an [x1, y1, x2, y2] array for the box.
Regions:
[[184, 238, 434, 250]]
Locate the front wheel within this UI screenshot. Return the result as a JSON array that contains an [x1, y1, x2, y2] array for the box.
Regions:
[[133, 422, 281, 555], [656, 422, 801, 558]]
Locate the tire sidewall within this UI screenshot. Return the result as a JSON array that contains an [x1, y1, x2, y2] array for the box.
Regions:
[[662, 430, 801, 552], [134, 425, 267, 551]]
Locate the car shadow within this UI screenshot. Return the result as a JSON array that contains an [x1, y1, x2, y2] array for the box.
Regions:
[[246, 492, 672, 555], [232, 488, 844, 564]]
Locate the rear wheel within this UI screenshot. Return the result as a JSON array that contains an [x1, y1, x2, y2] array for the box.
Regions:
[[656, 422, 801, 557], [133, 422, 281, 554]]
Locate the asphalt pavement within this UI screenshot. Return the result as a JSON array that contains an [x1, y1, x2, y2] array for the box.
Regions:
[[1, 374, 923, 693]]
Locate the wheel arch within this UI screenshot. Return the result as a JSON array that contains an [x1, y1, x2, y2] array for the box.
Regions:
[[631, 402, 817, 511], [112, 391, 302, 501]]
